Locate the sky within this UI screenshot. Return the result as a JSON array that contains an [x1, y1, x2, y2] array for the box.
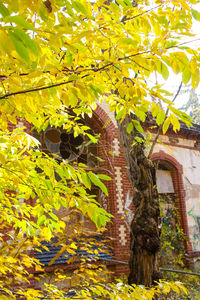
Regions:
[[160, 3, 200, 110]]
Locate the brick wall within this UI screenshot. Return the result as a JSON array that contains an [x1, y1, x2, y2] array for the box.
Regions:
[[5, 105, 200, 289], [92, 105, 132, 277]]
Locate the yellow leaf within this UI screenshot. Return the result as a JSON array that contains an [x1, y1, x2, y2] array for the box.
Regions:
[[40, 227, 52, 241], [191, 68, 200, 89]]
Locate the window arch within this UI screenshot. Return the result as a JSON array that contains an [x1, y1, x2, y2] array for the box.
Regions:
[[34, 109, 115, 270], [151, 151, 192, 256]]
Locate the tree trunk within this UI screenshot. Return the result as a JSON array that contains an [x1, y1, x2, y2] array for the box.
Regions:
[[117, 114, 161, 286]]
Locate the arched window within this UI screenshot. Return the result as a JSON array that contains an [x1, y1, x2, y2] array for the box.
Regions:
[[156, 162, 176, 231], [34, 117, 112, 270], [152, 151, 192, 258], [36, 124, 98, 168]]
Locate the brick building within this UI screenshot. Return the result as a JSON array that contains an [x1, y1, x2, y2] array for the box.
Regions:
[[79, 103, 200, 273], [90, 103, 200, 272], [10, 103, 200, 288]]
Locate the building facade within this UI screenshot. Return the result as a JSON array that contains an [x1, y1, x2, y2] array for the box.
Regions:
[[8, 103, 200, 290]]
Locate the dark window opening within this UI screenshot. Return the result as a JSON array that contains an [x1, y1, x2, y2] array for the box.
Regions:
[[34, 122, 109, 267], [36, 125, 98, 169]]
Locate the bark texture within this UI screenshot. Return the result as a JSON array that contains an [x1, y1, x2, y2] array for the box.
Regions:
[[118, 114, 161, 286]]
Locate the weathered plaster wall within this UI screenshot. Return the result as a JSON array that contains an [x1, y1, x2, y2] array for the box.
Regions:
[[153, 139, 200, 252], [156, 170, 174, 193]]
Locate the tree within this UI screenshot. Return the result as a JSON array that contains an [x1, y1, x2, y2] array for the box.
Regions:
[[117, 114, 161, 286], [0, 0, 199, 297], [179, 87, 200, 124]]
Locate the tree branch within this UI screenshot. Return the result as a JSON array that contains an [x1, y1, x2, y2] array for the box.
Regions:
[[121, 5, 162, 23], [0, 39, 198, 100], [0, 75, 89, 100], [148, 81, 183, 158], [118, 38, 200, 62]]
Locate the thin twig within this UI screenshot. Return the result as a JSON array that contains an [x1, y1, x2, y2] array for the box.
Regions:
[[118, 38, 200, 62], [148, 81, 183, 158], [121, 5, 162, 22], [1, 81, 6, 94]]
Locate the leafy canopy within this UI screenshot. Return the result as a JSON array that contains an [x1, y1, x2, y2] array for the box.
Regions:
[[0, 0, 199, 298]]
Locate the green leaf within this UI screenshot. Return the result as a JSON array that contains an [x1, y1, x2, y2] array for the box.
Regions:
[[135, 109, 146, 122], [123, 0, 132, 7], [49, 212, 58, 221], [89, 84, 102, 96], [110, 2, 121, 12], [5, 15, 36, 31], [68, 74, 79, 81], [156, 109, 165, 125], [69, 93, 78, 107], [155, 60, 162, 73], [37, 215, 46, 226], [39, 5, 48, 21], [168, 105, 181, 116], [0, 3, 10, 17], [81, 172, 91, 189], [134, 136, 144, 143], [182, 68, 191, 84], [64, 1, 75, 16], [73, 1, 87, 16], [169, 106, 192, 125], [0, 137, 7, 143], [161, 62, 169, 80], [116, 108, 125, 120], [8, 31, 29, 62], [121, 38, 136, 45], [88, 172, 108, 196], [126, 122, 133, 134], [86, 133, 98, 143], [66, 49, 72, 64], [13, 28, 38, 56], [133, 120, 143, 133], [156, 60, 169, 80], [97, 174, 112, 181], [8, 28, 38, 62], [192, 9, 200, 21]]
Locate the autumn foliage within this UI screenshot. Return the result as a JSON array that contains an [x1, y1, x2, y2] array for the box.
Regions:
[[0, 0, 199, 298]]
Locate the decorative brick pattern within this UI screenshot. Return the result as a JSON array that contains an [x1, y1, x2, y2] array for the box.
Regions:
[[112, 138, 120, 156], [114, 166, 124, 214], [16, 121, 24, 129], [124, 190, 134, 226], [119, 225, 126, 246]]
